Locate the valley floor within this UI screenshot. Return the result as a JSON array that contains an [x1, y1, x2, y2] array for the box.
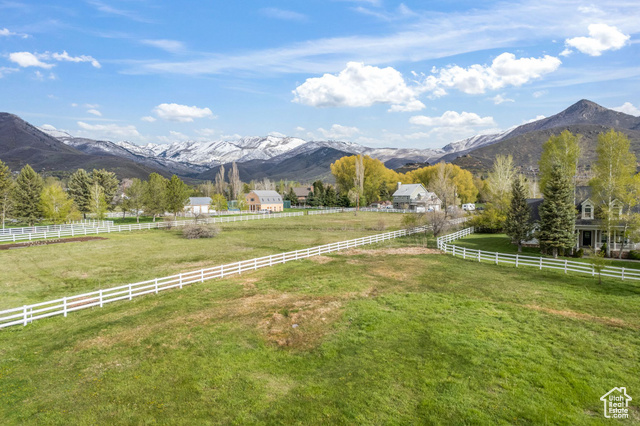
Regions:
[[0, 218, 638, 424]]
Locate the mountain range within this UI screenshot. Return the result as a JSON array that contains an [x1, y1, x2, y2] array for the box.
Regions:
[[1, 99, 639, 181]]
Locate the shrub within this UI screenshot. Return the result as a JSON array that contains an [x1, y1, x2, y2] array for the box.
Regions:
[[628, 250, 640, 260], [182, 224, 219, 239], [572, 248, 584, 258]]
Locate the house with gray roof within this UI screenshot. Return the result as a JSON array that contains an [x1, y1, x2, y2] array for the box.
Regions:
[[185, 197, 213, 215], [246, 190, 284, 212], [392, 183, 442, 211]]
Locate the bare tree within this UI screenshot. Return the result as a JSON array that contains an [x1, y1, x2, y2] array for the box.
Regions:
[[428, 162, 457, 216], [199, 180, 215, 197], [254, 178, 275, 190], [354, 154, 364, 213], [427, 210, 453, 237], [215, 166, 226, 196], [229, 162, 241, 200]]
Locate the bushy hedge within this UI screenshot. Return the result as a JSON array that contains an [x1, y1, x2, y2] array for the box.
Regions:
[[628, 250, 640, 260], [182, 224, 220, 239]]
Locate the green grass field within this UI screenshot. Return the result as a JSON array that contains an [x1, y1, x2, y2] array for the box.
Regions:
[[0, 213, 402, 309], [1, 219, 638, 424]]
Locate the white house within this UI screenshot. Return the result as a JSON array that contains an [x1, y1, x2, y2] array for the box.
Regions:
[[184, 197, 212, 215], [392, 183, 442, 211]]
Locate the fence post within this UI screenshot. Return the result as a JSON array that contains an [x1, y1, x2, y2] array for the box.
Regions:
[[622, 267, 625, 280], [495, 252, 498, 265], [129, 284, 133, 300], [539, 257, 542, 270], [463, 247, 466, 259], [155, 278, 159, 293], [179, 273, 183, 288], [254, 259, 257, 270], [564, 260, 567, 274], [478, 250, 481, 262], [201, 269, 205, 282], [23, 305, 27, 326], [516, 254, 519, 267], [63, 297, 67, 317]]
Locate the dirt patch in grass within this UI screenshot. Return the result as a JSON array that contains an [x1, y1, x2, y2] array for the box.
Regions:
[[339, 247, 441, 256], [0, 236, 108, 250], [308, 255, 334, 264], [523, 304, 637, 329]]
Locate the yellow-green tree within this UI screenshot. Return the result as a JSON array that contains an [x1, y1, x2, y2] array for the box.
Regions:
[[407, 163, 477, 203], [40, 181, 75, 224], [330, 155, 402, 203], [539, 130, 581, 194]]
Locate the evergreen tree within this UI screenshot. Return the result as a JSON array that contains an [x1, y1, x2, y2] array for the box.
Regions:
[[537, 164, 576, 258], [91, 169, 119, 209], [338, 193, 351, 207], [323, 185, 338, 207], [285, 187, 298, 205], [306, 191, 317, 207], [504, 177, 533, 252], [143, 173, 168, 221], [165, 175, 191, 220], [0, 159, 12, 228], [40, 181, 74, 224], [12, 164, 44, 226], [68, 169, 92, 217]]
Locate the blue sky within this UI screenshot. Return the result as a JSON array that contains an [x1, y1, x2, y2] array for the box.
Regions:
[[1, 0, 639, 149]]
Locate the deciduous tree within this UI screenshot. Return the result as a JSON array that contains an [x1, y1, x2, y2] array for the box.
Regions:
[[143, 173, 168, 221], [539, 130, 581, 194], [165, 175, 191, 220], [210, 193, 228, 212], [40, 181, 74, 224], [89, 182, 107, 220], [124, 178, 145, 223]]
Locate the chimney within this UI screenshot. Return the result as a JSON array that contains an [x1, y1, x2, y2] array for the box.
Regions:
[[397, 182, 402, 191]]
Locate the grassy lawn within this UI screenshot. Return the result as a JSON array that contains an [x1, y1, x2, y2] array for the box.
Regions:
[[453, 233, 640, 270], [0, 213, 402, 309], [0, 237, 638, 424]]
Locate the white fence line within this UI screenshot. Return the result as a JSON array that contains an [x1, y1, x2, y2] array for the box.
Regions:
[[0, 212, 304, 243], [0, 224, 432, 329], [436, 227, 640, 282], [0, 220, 114, 236]]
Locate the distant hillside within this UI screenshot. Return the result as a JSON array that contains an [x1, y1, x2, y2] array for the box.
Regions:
[[0, 113, 168, 179], [441, 99, 640, 166], [197, 147, 351, 183], [449, 100, 640, 174]]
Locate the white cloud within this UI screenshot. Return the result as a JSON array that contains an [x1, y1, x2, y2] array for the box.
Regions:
[[141, 39, 186, 54], [565, 24, 630, 56], [0, 67, 18, 78], [84, 103, 100, 109], [429, 53, 561, 95], [141, 116, 157, 122], [0, 27, 27, 38], [76, 121, 141, 141], [522, 115, 546, 124], [409, 111, 496, 127], [292, 62, 424, 112], [388, 100, 427, 112], [612, 102, 640, 116], [87, 109, 102, 117], [261, 8, 307, 22], [9, 52, 54, 69], [8, 51, 101, 69], [51, 51, 101, 68], [317, 124, 360, 140], [153, 103, 214, 122], [491, 94, 514, 104], [40, 124, 58, 131], [295, 126, 306, 132], [533, 90, 548, 98]]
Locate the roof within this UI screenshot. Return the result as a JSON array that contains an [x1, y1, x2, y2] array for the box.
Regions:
[[526, 198, 543, 222], [188, 197, 212, 206], [250, 190, 283, 204], [293, 187, 313, 197], [392, 183, 427, 197]]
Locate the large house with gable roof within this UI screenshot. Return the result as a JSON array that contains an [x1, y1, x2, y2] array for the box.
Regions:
[[392, 183, 442, 211]]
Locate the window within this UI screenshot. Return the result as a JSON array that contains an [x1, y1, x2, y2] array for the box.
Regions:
[[583, 204, 593, 219]]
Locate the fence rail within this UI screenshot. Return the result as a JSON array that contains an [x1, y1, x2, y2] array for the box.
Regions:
[[0, 212, 303, 243], [0, 220, 114, 236], [0, 224, 431, 329], [437, 227, 640, 282]]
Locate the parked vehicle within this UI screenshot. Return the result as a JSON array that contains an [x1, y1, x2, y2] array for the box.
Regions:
[[462, 203, 476, 211]]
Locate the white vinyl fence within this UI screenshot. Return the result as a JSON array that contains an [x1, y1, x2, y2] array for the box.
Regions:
[[0, 212, 303, 243], [0, 220, 114, 236], [307, 207, 416, 215], [437, 227, 640, 282], [0, 225, 431, 329]]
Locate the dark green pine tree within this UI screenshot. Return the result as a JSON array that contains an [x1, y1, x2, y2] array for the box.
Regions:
[[323, 185, 338, 207], [68, 168, 92, 217], [537, 163, 576, 258], [504, 177, 533, 253], [285, 187, 298, 205], [12, 164, 44, 226]]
